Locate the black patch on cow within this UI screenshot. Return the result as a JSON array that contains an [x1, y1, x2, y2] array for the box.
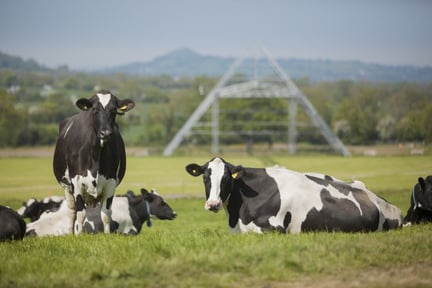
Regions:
[[283, 212, 292, 230], [301, 188, 379, 232], [234, 168, 282, 231], [76, 195, 85, 211], [106, 196, 114, 210], [306, 175, 351, 196], [404, 176, 432, 224], [92, 180, 97, 188], [227, 187, 242, 229]]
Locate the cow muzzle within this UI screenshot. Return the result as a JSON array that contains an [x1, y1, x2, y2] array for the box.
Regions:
[[205, 200, 222, 212], [99, 129, 112, 147]]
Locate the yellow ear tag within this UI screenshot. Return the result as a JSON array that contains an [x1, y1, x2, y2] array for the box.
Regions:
[[83, 105, 88, 110], [192, 169, 197, 174], [231, 172, 238, 179], [120, 104, 128, 111]]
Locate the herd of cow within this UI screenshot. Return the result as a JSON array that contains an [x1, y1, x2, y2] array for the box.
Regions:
[[1, 90, 431, 242]]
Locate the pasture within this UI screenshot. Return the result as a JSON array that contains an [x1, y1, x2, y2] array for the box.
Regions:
[[0, 153, 432, 287]]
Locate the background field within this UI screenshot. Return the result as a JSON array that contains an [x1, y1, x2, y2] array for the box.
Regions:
[[1, 152, 431, 287]]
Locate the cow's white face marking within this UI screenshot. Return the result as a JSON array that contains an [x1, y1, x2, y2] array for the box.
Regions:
[[97, 93, 112, 109], [205, 158, 226, 210]]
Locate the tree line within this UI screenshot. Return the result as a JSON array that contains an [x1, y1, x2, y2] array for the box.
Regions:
[[0, 69, 431, 150]]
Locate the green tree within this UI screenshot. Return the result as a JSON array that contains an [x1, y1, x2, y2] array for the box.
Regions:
[[0, 90, 25, 146]]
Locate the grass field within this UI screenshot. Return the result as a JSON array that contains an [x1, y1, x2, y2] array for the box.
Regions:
[[1, 153, 432, 287]]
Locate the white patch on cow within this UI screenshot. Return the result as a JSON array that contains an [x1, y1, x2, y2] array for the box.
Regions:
[[238, 219, 263, 234], [70, 169, 112, 199], [266, 167, 324, 233], [111, 197, 137, 234], [205, 158, 226, 209], [64, 121, 73, 138], [26, 201, 69, 236], [97, 93, 112, 109], [42, 196, 64, 203]]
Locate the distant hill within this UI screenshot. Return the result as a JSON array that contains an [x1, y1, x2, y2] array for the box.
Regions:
[[2, 48, 432, 82], [0, 51, 52, 72], [100, 48, 432, 83]]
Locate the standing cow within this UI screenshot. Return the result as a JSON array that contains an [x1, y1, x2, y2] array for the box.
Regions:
[[53, 90, 134, 234], [404, 176, 432, 225], [186, 157, 402, 234]]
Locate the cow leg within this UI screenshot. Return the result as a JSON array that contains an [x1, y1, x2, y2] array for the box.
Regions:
[[101, 195, 114, 233], [74, 195, 86, 234], [64, 191, 76, 234]]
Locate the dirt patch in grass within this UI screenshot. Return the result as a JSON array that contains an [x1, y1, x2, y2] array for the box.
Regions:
[[272, 262, 432, 288]]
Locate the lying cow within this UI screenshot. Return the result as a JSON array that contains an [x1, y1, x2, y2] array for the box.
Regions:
[[17, 196, 64, 222], [0, 205, 26, 241], [404, 176, 432, 225], [186, 157, 402, 234], [83, 189, 177, 234], [26, 189, 176, 236]]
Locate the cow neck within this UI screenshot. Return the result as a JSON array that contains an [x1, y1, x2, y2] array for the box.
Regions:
[[225, 178, 242, 229], [145, 201, 152, 227], [130, 197, 151, 227]]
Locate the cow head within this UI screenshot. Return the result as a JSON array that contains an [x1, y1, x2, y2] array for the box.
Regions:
[[412, 176, 432, 212], [76, 90, 135, 147], [17, 198, 40, 221], [186, 157, 243, 212], [141, 188, 177, 220]]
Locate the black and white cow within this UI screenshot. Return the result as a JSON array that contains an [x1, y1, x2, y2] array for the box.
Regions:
[[17, 196, 63, 222], [186, 157, 402, 233], [404, 176, 432, 225], [25, 189, 176, 236], [83, 188, 177, 234], [53, 90, 134, 234], [0, 205, 26, 241]]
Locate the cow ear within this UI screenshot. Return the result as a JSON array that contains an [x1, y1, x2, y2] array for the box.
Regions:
[[118, 99, 135, 112], [141, 188, 153, 201], [231, 165, 244, 179], [76, 98, 93, 111], [418, 177, 426, 191], [186, 164, 203, 176]]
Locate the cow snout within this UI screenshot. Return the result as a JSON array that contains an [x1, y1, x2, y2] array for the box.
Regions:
[[99, 130, 112, 146], [205, 200, 222, 212], [100, 129, 112, 139]]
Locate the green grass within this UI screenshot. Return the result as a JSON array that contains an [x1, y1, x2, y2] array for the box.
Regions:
[[1, 154, 432, 287]]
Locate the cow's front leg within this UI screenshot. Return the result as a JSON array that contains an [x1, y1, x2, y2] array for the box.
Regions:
[[101, 195, 114, 233], [64, 190, 76, 234], [74, 194, 86, 234]]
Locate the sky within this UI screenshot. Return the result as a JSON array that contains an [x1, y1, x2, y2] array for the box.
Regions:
[[1, 0, 431, 69]]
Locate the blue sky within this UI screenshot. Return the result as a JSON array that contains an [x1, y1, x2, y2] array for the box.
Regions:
[[1, 0, 431, 69]]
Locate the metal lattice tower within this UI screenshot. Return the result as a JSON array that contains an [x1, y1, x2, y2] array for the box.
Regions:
[[163, 48, 350, 157]]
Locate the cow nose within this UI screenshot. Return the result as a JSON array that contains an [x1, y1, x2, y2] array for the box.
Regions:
[[100, 129, 112, 139], [206, 200, 221, 212]]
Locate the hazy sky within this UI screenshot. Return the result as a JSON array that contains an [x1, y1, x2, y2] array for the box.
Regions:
[[1, 0, 431, 69]]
